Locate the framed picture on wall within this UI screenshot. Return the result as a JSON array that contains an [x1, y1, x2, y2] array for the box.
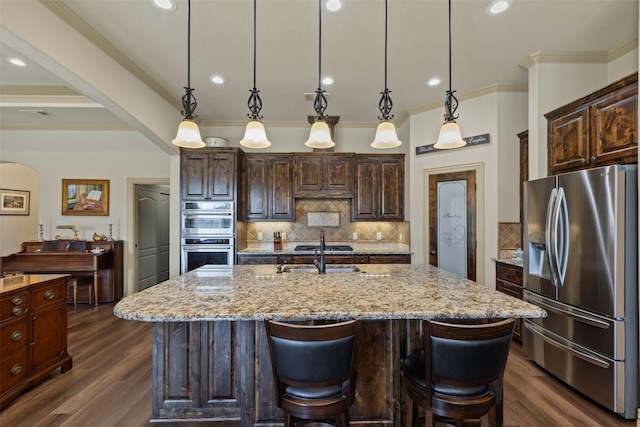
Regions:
[[62, 179, 110, 216], [0, 188, 30, 216]]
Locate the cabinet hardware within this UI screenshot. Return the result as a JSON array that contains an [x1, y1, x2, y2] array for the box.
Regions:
[[12, 306, 23, 316], [10, 364, 22, 376], [12, 296, 22, 306], [44, 290, 56, 300], [10, 330, 23, 342]]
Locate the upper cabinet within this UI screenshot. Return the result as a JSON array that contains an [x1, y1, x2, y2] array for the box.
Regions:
[[546, 73, 637, 175], [181, 149, 240, 201], [293, 153, 355, 198], [353, 154, 404, 222], [244, 154, 294, 221]]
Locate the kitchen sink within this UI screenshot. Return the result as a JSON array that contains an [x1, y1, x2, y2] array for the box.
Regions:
[[281, 264, 361, 274]]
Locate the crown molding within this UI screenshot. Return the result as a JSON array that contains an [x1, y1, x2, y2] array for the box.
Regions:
[[609, 37, 638, 62], [0, 124, 133, 131], [519, 50, 609, 69]]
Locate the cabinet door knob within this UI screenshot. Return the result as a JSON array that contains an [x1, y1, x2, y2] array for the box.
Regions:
[[11, 330, 23, 342], [12, 306, 23, 316], [12, 296, 23, 306], [10, 364, 23, 376], [430, 250, 437, 255], [590, 156, 597, 163], [44, 290, 56, 300]]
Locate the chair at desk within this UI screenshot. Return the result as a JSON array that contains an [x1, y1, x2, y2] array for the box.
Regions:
[[264, 318, 360, 427], [401, 318, 516, 427], [65, 240, 91, 309]]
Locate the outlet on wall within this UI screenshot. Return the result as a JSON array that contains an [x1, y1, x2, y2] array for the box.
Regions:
[[352, 232, 357, 240], [376, 232, 382, 240], [281, 232, 286, 240], [257, 232, 263, 240]]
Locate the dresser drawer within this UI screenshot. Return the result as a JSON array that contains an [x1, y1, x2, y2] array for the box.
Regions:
[[1, 348, 28, 393], [0, 317, 29, 360], [0, 292, 28, 322], [496, 263, 523, 285], [31, 282, 66, 309]]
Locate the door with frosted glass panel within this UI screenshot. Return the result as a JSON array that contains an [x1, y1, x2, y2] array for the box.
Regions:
[[428, 171, 476, 280]]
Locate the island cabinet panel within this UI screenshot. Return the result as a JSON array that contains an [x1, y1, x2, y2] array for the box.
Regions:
[[150, 319, 412, 426], [293, 153, 355, 198], [353, 154, 404, 221], [243, 154, 294, 221], [495, 262, 523, 342], [547, 73, 637, 175], [181, 149, 238, 201]]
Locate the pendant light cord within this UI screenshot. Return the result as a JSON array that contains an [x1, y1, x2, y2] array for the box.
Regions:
[[180, 0, 197, 120], [377, 0, 393, 121], [312, 0, 328, 120], [253, 0, 257, 90], [384, 0, 388, 91], [443, 0, 458, 122], [187, 0, 191, 92], [447, 0, 452, 96]]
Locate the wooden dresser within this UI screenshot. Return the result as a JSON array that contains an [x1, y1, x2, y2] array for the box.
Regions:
[[1, 274, 73, 409]]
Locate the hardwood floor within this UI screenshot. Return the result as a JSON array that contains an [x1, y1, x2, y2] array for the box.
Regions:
[[0, 303, 636, 427]]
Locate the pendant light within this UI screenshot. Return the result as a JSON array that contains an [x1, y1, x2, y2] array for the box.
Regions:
[[240, 0, 271, 148], [371, 0, 401, 149], [434, 0, 466, 149], [172, 0, 205, 148], [305, 0, 335, 149]]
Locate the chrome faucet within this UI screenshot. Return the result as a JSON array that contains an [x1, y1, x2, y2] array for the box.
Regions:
[[313, 229, 326, 274]]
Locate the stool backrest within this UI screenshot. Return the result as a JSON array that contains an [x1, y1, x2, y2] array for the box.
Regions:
[[426, 318, 515, 387], [265, 319, 359, 389]]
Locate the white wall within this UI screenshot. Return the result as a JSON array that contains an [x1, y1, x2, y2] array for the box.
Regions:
[[408, 90, 528, 287], [0, 162, 39, 256]]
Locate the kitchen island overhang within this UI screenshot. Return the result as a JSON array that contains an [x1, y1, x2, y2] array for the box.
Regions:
[[113, 264, 546, 426]]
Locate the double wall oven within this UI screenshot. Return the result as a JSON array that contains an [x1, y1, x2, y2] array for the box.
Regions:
[[181, 201, 236, 273]]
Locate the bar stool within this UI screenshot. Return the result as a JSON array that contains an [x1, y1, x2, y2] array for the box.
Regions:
[[401, 318, 516, 427], [264, 318, 360, 427]]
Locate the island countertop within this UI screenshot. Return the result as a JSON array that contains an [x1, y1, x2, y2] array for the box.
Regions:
[[114, 264, 546, 322]]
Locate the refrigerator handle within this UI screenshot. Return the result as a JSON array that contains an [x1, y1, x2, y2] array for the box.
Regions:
[[556, 187, 569, 286], [545, 188, 559, 287]]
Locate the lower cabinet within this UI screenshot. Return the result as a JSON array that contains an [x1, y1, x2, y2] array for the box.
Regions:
[[495, 262, 523, 342], [0, 274, 72, 409], [237, 253, 411, 265], [151, 319, 407, 426]]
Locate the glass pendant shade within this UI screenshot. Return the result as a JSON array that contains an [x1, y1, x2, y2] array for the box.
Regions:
[[240, 120, 271, 148], [172, 119, 205, 148], [371, 121, 401, 149], [434, 120, 466, 149], [305, 121, 335, 148]]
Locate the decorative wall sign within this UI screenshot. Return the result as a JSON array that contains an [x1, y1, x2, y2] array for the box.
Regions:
[[416, 133, 490, 155], [62, 179, 110, 216], [0, 188, 30, 216]]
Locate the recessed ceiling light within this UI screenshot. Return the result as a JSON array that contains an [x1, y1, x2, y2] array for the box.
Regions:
[[149, 0, 176, 12], [427, 77, 441, 86], [322, 76, 334, 85], [8, 58, 26, 67], [324, 0, 345, 13], [486, 0, 512, 16], [210, 75, 224, 84]]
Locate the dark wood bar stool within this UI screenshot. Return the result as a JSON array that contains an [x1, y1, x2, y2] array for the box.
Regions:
[[264, 318, 360, 427], [401, 318, 516, 427]]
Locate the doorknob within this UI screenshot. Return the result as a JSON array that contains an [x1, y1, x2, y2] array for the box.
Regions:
[[430, 250, 437, 255]]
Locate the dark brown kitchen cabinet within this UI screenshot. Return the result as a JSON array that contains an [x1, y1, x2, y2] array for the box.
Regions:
[[495, 262, 523, 343], [181, 148, 238, 201], [518, 130, 528, 238], [293, 153, 354, 198], [244, 154, 294, 221], [546, 73, 637, 175], [236, 255, 278, 265], [353, 154, 404, 221]]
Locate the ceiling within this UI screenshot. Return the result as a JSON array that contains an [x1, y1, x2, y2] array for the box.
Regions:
[[0, 0, 638, 130]]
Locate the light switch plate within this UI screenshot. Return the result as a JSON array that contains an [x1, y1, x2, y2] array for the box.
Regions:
[[377, 232, 382, 240], [257, 232, 263, 240], [281, 232, 286, 240], [352, 232, 357, 240]]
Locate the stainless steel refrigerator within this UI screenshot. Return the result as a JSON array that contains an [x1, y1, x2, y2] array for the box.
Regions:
[[523, 164, 638, 419]]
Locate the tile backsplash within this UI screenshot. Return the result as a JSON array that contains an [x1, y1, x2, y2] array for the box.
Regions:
[[245, 199, 410, 250], [498, 222, 521, 258]]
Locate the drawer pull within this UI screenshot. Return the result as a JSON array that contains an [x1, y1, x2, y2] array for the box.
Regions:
[[12, 296, 23, 306], [44, 290, 56, 300], [11, 330, 23, 342], [10, 364, 23, 376], [12, 306, 23, 316]]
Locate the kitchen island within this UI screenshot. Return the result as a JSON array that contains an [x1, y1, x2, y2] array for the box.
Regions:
[[114, 264, 545, 426]]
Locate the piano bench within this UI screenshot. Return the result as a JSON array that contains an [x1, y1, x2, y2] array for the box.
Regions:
[[68, 275, 93, 311]]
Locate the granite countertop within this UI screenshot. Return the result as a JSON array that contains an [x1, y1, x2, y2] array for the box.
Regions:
[[114, 264, 545, 322], [237, 248, 412, 255], [492, 257, 524, 268]]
